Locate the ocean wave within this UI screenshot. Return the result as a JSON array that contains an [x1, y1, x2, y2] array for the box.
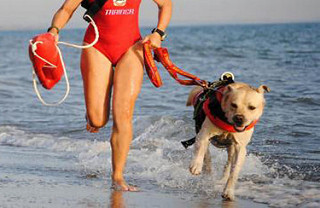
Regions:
[[286, 50, 320, 54], [293, 97, 320, 106], [0, 125, 111, 174]]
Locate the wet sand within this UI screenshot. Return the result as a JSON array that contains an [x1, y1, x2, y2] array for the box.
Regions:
[[0, 145, 267, 208]]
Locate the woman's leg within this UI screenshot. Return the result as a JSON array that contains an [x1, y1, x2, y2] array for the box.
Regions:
[[111, 42, 144, 191], [81, 46, 114, 132]]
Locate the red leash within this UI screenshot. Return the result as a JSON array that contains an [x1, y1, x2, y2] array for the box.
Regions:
[[143, 41, 163, 87], [143, 41, 207, 88]]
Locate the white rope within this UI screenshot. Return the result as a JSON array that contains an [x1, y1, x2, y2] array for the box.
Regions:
[[58, 15, 99, 49], [31, 44, 70, 106], [30, 14, 99, 106], [29, 40, 57, 68]]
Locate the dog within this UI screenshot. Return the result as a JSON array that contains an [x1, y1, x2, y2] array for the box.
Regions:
[[185, 80, 270, 201]]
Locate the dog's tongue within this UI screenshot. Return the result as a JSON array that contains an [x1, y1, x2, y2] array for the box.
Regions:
[[234, 125, 246, 132]]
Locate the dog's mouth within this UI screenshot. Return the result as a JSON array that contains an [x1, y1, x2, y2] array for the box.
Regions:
[[233, 125, 246, 132]]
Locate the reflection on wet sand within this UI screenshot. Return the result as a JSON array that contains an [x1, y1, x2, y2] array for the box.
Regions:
[[222, 200, 236, 208], [108, 189, 257, 208], [193, 199, 236, 208], [110, 190, 125, 208]]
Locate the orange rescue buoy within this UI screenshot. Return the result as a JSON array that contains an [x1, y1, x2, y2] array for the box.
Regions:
[[29, 33, 64, 90]]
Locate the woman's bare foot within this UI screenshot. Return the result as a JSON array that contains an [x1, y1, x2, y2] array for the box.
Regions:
[[86, 123, 100, 133], [85, 114, 100, 133], [112, 179, 139, 192]]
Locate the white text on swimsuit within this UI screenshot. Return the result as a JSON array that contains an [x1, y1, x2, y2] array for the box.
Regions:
[[105, 9, 135, 15]]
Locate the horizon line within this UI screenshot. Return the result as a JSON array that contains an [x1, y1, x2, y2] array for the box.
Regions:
[[1, 20, 319, 32]]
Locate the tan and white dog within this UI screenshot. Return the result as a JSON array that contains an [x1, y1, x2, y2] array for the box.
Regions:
[[186, 82, 270, 200]]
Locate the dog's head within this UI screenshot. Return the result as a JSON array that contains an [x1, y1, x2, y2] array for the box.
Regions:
[[220, 82, 270, 132]]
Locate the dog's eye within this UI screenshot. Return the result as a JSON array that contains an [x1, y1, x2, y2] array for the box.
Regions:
[[248, 106, 256, 110], [231, 103, 238, 109]]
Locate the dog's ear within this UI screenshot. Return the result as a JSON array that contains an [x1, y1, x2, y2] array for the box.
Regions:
[[226, 85, 235, 93], [256, 85, 270, 94]]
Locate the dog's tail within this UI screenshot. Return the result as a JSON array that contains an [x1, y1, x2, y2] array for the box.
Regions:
[[186, 86, 203, 106]]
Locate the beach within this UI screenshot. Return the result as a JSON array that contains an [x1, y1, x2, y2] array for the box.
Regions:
[[1, 23, 320, 207]]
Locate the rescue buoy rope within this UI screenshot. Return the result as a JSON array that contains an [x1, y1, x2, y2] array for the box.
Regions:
[[58, 15, 99, 49], [29, 41, 57, 68], [29, 15, 99, 106], [30, 44, 70, 106]]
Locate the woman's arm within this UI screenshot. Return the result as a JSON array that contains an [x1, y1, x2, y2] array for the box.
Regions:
[[48, 0, 83, 36], [143, 0, 172, 48], [153, 0, 172, 32]]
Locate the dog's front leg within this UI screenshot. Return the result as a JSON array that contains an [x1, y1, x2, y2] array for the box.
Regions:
[[220, 144, 235, 183], [189, 130, 210, 175], [222, 144, 247, 201], [203, 147, 212, 174], [189, 118, 215, 175]]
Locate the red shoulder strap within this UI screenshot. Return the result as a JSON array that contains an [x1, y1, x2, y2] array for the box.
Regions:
[[203, 99, 237, 132]]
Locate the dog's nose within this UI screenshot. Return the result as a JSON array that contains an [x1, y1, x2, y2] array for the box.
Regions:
[[233, 115, 245, 126]]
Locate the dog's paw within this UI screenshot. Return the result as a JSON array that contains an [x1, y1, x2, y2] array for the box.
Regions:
[[189, 159, 203, 175], [217, 175, 229, 184], [202, 164, 212, 175], [216, 178, 228, 186], [221, 189, 235, 201]]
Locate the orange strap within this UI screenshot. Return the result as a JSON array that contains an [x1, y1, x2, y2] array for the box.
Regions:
[[143, 41, 163, 87], [143, 41, 206, 88]]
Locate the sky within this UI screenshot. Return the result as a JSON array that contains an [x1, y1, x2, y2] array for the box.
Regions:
[[2, 0, 320, 30]]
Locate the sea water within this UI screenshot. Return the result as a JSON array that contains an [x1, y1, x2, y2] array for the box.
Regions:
[[0, 23, 319, 207]]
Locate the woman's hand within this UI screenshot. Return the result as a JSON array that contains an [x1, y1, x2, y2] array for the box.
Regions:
[[48, 31, 59, 43], [142, 32, 162, 48]]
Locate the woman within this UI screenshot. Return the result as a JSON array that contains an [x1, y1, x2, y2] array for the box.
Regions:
[[48, 0, 172, 191]]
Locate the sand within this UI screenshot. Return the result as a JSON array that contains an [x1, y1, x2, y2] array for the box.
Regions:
[[0, 144, 268, 208]]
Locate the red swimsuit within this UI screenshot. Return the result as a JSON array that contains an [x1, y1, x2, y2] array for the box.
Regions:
[[84, 0, 142, 66]]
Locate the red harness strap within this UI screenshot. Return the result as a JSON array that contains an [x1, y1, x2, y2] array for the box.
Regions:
[[143, 41, 206, 87], [202, 87, 258, 133]]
